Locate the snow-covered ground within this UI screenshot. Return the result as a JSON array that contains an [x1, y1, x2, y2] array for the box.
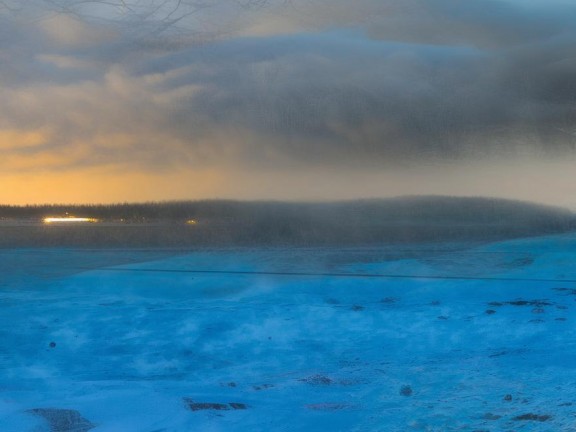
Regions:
[[2, 234, 576, 431]]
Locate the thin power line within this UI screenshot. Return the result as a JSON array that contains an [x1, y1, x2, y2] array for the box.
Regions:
[[89, 267, 576, 284]]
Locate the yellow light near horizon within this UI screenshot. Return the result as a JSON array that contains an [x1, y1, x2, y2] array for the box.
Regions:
[[0, 167, 227, 205], [43, 217, 99, 224]]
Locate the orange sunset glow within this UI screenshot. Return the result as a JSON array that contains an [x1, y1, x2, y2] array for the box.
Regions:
[[0, 0, 575, 209]]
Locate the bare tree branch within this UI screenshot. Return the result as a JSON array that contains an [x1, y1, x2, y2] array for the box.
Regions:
[[0, 0, 287, 47]]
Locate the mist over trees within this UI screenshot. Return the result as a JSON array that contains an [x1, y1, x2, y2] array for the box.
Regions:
[[1, 197, 574, 247]]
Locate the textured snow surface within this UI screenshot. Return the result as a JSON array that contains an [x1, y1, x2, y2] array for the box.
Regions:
[[2, 234, 576, 431]]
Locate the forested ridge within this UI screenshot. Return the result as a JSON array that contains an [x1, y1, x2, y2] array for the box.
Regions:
[[1, 196, 574, 247]]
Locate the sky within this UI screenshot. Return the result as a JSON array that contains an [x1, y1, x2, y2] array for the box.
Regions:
[[1, 0, 576, 207]]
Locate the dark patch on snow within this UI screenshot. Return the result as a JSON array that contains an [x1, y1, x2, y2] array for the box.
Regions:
[[305, 403, 356, 411], [509, 299, 552, 306], [489, 299, 553, 307], [553, 288, 576, 295], [299, 375, 333, 386], [183, 398, 248, 411], [253, 383, 274, 391], [26, 408, 95, 432], [399, 385, 413, 396], [380, 297, 398, 304], [501, 257, 534, 268], [187, 402, 229, 411], [512, 413, 552, 421], [299, 375, 364, 386]]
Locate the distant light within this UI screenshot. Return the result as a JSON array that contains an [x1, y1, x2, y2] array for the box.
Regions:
[[186, 219, 198, 225], [43, 217, 99, 224]]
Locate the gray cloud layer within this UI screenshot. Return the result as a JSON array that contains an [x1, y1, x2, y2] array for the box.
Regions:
[[2, 0, 576, 173]]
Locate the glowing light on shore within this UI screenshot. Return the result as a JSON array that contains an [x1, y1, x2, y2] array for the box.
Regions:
[[186, 219, 198, 225], [43, 217, 99, 224]]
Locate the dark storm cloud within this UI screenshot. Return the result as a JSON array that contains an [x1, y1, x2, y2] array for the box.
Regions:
[[131, 25, 576, 166], [2, 0, 576, 171], [132, 35, 493, 164], [360, 0, 574, 48]]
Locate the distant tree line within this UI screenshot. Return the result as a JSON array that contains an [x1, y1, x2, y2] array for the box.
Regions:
[[1, 197, 575, 248]]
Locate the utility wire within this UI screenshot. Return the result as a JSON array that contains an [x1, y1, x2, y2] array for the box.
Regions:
[[89, 267, 576, 284]]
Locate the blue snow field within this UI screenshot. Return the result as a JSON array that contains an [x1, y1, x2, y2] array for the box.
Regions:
[[2, 233, 576, 431]]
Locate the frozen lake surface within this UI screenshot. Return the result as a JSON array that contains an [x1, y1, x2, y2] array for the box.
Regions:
[[2, 234, 576, 431]]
